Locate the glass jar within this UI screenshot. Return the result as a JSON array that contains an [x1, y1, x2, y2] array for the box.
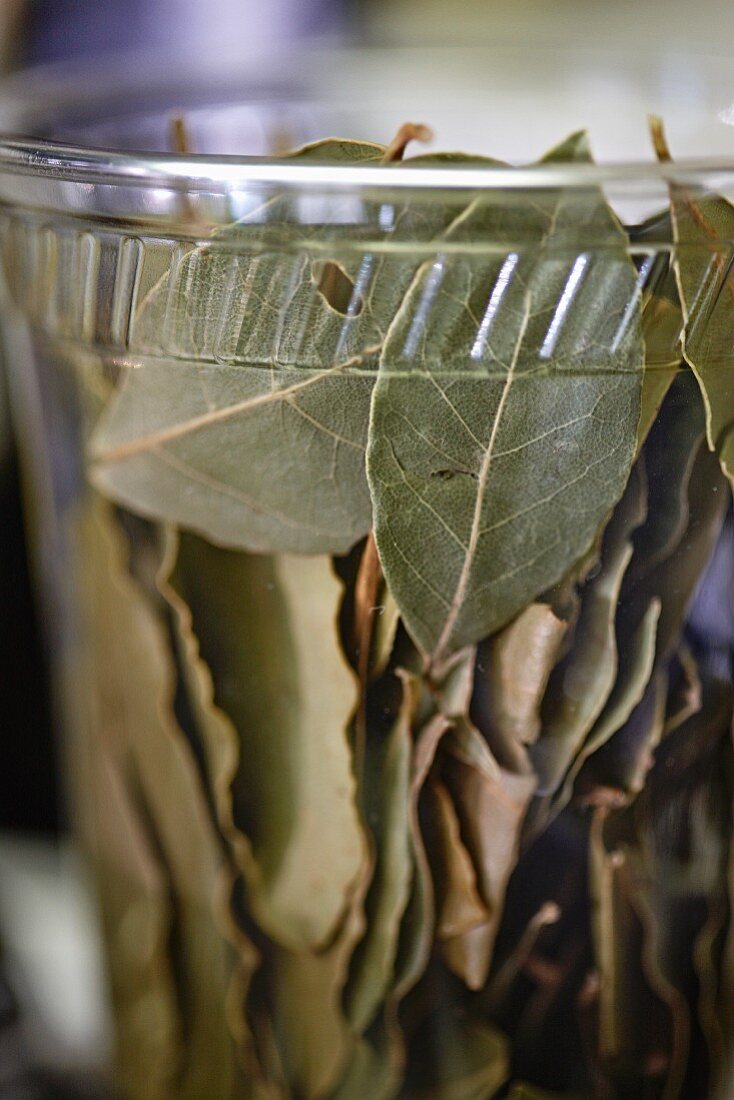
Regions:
[[0, 46, 732, 1100]]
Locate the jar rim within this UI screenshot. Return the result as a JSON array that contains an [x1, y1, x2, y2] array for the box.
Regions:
[[1, 134, 734, 194]]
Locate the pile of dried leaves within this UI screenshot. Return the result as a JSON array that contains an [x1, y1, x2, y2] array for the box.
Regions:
[[65, 119, 734, 1098]]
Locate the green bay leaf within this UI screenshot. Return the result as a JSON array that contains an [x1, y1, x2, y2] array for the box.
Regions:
[[91, 363, 374, 554], [90, 142, 489, 553], [367, 131, 644, 662]]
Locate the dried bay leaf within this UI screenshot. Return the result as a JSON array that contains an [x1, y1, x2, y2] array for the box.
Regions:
[[331, 1025, 400, 1100], [442, 753, 537, 983], [404, 1010, 509, 1100], [532, 463, 647, 796], [651, 118, 734, 488], [633, 210, 685, 448], [551, 597, 661, 816], [628, 370, 705, 584], [91, 360, 375, 555], [393, 712, 452, 999], [346, 675, 414, 1034], [367, 131, 644, 664], [70, 683, 181, 1100], [424, 776, 491, 988], [89, 139, 385, 555], [624, 679, 734, 1098], [372, 589, 402, 677], [434, 644, 478, 720], [267, 901, 365, 1100], [476, 602, 567, 758], [445, 716, 502, 784], [694, 899, 728, 1097], [621, 443, 728, 664], [90, 141, 489, 554], [577, 670, 668, 800], [163, 532, 367, 951], [506, 1085, 585, 1099], [286, 137, 387, 162], [588, 812, 671, 1079], [72, 497, 245, 1099]]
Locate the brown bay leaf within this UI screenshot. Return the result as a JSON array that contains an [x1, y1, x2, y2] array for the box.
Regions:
[[424, 776, 491, 987], [445, 716, 502, 784], [634, 211, 685, 449], [576, 670, 668, 801], [69, 692, 181, 1100], [621, 442, 728, 664], [442, 752, 536, 983], [636, 681, 734, 1099], [331, 1025, 401, 1100]]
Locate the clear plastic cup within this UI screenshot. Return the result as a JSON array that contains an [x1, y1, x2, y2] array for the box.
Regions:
[[0, 45, 732, 1100]]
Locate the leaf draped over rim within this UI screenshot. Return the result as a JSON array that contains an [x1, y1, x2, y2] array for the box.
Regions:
[[89, 139, 494, 554], [367, 131, 644, 663]]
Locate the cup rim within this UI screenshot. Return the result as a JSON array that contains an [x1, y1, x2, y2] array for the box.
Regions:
[[1, 134, 734, 195]]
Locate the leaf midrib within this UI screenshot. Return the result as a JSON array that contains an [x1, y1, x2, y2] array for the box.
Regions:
[[432, 291, 533, 666]]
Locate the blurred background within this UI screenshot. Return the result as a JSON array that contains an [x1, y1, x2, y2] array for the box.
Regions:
[[0, 0, 733, 1096]]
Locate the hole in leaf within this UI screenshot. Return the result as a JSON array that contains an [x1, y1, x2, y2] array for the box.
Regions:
[[312, 260, 364, 316]]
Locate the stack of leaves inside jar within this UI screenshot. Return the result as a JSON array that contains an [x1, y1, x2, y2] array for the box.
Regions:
[[69, 118, 734, 1098]]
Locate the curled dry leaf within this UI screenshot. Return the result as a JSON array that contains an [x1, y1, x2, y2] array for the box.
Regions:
[[476, 602, 567, 764], [441, 753, 537, 986], [404, 1009, 509, 1100], [621, 442, 728, 663], [424, 776, 490, 987], [266, 899, 366, 1100], [628, 371, 704, 584], [588, 812, 674, 1082], [346, 672, 415, 1033], [576, 670, 668, 800], [392, 711, 452, 1001], [162, 532, 367, 952], [532, 463, 647, 796], [550, 597, 661, 821], [71, 497, 248, 1099], [650, 116, 734, 490], [630, 679, 734, 1098]]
